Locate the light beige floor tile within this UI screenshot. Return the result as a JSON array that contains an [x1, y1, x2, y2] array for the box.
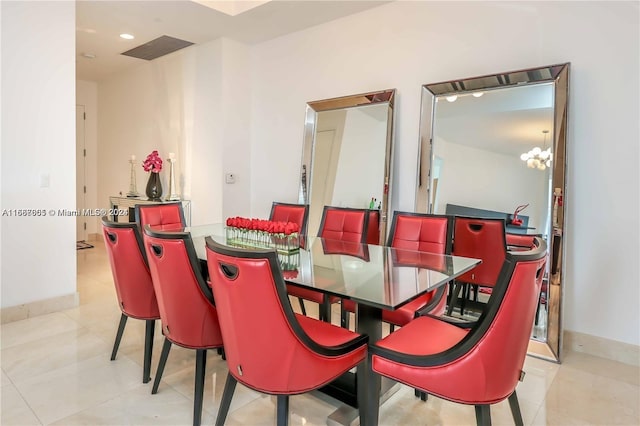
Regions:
[[562, 350, 640, 387], [62, 300, 122, 336], [50, 381, 214, 425], [223, 393, 336, 426], [1, 369, 12, 387], [1, 312, 81, 349], [0, 383, 41, 425], [12, 354, 144, 424], [2, 327, 110, 383], [157, 356, 263, 418], [542, 362, 640, 425]]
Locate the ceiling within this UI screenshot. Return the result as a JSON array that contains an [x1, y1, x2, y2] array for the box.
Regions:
[[76, 0, 390, 82]]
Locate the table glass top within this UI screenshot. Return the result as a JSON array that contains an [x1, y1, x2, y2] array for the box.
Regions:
[[179, 224, 480, 310]]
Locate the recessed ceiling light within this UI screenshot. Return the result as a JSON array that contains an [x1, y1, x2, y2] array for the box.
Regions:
[[446, 95, 458, 103], [472, 92, 484, 97], [120, 33, 135, 40]]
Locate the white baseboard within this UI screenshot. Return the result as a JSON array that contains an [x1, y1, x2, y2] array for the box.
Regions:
[[1, 293, 79, 324], [564, 330, 639, 367]]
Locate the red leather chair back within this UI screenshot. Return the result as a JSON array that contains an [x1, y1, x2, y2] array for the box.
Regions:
[[317, 206, 369, 243], [269, 202, 309, 235], [453, 217, 507, 287], [135, 203, 185, 231], [387, 212, 452, 254], [143, 227, 222, 349], [101, 217, 159, 320], [205, 239, 365, 394]]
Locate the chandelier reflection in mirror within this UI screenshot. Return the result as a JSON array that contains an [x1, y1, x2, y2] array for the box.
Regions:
[[521, 130, 552, 170]]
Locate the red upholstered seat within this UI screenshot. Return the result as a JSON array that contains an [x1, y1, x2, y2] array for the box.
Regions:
[[447, 216, 507, 316], [135, 202, 186, 231], [342, 212, 453, 330], [101, 216, 160, 384], [143, 226, 223, 426], [370, 238, 548, 425], [205, 238, 368, 425]]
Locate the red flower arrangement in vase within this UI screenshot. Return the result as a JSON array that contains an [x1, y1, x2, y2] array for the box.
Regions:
[[143, 151, 163, 201], [225, 216, 301, 259]]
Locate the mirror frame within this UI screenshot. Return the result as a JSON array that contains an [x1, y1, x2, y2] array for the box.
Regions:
[[416, 64, 569, 362], [299, 89, 396, 243]]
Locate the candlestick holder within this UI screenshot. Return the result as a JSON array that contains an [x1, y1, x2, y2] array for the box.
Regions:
[[126, 159, 140, 198], [167, 157, 180, 201]]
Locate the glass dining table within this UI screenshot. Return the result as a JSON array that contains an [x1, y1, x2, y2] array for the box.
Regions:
[[186, 224, 480, 425]]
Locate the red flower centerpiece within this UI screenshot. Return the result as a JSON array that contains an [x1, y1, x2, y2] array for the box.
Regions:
[[225, 216, 301, 269], [143, 150, 163, 201]]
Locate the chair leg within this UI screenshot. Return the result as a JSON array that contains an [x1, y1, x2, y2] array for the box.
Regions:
[[152, 338, 172, 394], [111, 314, 128, 360], [297, 297, 307, 316], [413, 388, 428, 401], [215, 374, 237, 426], [193, 349, 206, 426], [341, 305, 350, 329], [447, 282, 463, 316], [474, 404, 491, 426], [143, 319, 155, 383], [508, 391, 524, 426], [276, 395, 289, 426], [320, 297, 331, 323]]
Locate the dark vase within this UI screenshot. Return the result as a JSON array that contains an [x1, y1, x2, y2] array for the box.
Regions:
[[145, 172, 163, 201]]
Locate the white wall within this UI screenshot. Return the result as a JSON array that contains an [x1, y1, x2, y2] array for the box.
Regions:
[[1, 1, 76, 307], [249, 1, 639, 346], [97, 38, 251, 227], [76, 80, 98, 235]]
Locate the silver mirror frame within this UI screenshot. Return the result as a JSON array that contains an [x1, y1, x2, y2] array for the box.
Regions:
[[299, 89, 396, 243], [416, 64, 569, 362]]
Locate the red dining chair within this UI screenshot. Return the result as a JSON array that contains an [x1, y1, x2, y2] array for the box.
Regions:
[[143, 226, 224, 426], [135, 202, 186, 231], [341, 212, 453, 332], [368, 237, 548, 426], [101, 216, 160, 384], [447, 217, 507, 316], [268, 202, 322, 317], [205, 237, 369, 426]]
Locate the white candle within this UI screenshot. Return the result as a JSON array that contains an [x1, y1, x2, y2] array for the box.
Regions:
[[169, 152, 175, 160], [130, 155, 136, 161]]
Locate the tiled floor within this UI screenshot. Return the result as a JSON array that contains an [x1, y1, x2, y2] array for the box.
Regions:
[[2, 242, 639, 425]]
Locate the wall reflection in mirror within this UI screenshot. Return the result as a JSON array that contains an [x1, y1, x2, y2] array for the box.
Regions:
[[416, 64, 569, 362], [299, 89, 395, 243]]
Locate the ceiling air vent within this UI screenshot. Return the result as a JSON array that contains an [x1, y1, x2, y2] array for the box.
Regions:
[[121, 35, 194, 61]]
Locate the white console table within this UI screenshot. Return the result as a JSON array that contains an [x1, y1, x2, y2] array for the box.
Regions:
[[109, 196, 191, 225]]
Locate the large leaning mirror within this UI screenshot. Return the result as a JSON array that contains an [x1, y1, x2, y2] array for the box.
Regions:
[[416, 64, 569, 362], [299, 89, 396, 244]]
